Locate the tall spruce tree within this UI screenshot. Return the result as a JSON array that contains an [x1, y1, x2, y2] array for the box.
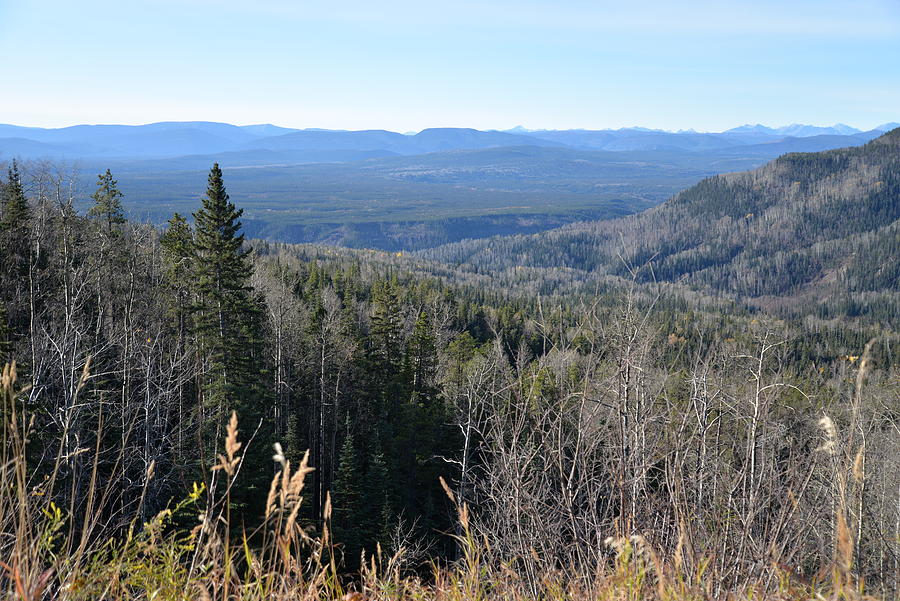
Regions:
[[191, 164, 262, 458]]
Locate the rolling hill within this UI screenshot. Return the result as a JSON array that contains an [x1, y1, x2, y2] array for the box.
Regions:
[[420, 129, 900, 324]]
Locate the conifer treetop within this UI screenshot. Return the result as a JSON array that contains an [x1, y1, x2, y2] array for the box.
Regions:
[[88, 168, 125, 229], [1, 160, 29, 233]]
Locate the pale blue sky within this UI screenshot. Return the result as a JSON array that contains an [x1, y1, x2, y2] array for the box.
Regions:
[[1, 0, 898, 131]]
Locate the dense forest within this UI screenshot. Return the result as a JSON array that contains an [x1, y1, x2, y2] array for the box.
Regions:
[[0, 149, 898, 599]]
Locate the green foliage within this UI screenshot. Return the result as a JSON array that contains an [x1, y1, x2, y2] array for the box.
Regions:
[[0, 161, 29, 235], [191, 164, 259, 425], [358, 447, 390, 550], [332, 423, 361, 559], [369, 279, 405, 374], [406, 311, 438, 402], [88, 169, 126, 231], [160, 213, 193, 283], [159, 213, 194, 331], [186, 165, 272, 515], [0, 161, 31, 290]]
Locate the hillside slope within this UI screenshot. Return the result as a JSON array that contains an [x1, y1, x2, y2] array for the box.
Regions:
[[421, 129, 900, 323]]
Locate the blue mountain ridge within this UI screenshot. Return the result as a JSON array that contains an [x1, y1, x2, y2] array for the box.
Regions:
[[0, 121, 894, 163]]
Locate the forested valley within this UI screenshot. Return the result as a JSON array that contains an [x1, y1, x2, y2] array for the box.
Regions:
[[422, 129, 900, 326], [0, 140, 898, 600]]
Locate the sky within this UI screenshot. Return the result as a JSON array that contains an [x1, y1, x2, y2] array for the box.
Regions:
[[1, 0, 899, 132]]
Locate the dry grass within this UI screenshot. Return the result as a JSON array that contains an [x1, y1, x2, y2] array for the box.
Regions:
[[0, 361, 887, 600]]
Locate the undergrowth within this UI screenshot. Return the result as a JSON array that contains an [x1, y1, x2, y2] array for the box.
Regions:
[[0, 362, 882, 600]]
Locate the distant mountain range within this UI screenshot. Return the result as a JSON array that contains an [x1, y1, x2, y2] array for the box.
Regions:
[[0, 121, 896, 163]]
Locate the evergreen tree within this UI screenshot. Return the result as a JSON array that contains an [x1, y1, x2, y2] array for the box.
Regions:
[[331, 422, 362, 562], [86, 169, 126, 339], [396, 310, 454, 540], [369, 279, 404, 374], [191, 164, 264, 466], [88, 169, 125, 232], [1, 161, 29, 235], [359, 447, 390, 552], [406, 311, 438, 402], [0, 161, 31, 280], [160, 213, 193, 279], [160, 213, 194, 335], [446, 331, 478, 389], [0, 162, 33, 346], [193, 165, 250, 394], [189, 165, 274, 520]]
